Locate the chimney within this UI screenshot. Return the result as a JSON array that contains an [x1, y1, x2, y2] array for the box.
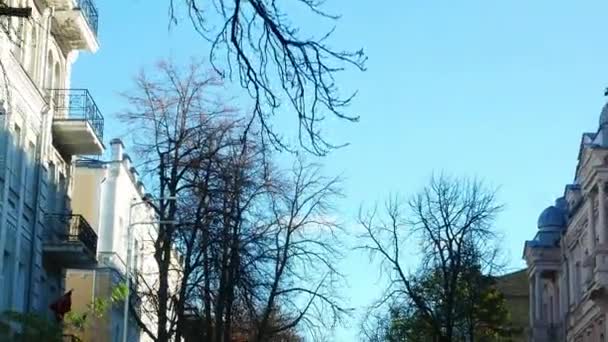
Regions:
[[110, 138, 124, 162]]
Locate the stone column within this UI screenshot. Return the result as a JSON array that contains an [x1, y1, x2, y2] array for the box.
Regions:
[[590, 192, 598, 245], [588, 192, 598, 285], [553, 281, 559, 324], [535, 272, 543, 321], [599, 182, 607, 244], [597, 182, 608, 278], [530, 276, 535, 327]]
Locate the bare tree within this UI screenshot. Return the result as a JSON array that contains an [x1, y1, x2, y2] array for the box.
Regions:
[[119, 59, 233, 342], [180, 150, 349, 342], [0, 0, 33, 113], [169, 0, 367, 155], [249, 157, 348, 341], [121, 59, 347, 342], [358, 175, 504, 342]]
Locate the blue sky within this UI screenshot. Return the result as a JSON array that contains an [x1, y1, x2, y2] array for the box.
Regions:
[[71, 0, 608, 340]]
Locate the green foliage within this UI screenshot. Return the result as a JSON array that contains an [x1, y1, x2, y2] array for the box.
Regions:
[[473, 287, 510, 340], [378, 265, 512, 342], [111, 283, 129, 303], [0, 283, 129, 341], [0, 311, 63, 342], [65, 282, 128, 334]]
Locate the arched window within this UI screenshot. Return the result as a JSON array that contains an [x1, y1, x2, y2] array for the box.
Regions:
[[13, 0, 29, 60], [53, 62, 61, 90], [27, 24, 38, 79], [44, 52, 53, 91], [20, 20, 29, 64]]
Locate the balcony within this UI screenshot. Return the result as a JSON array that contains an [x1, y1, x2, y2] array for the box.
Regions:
[[50, 89, 104, 156], [97, 252, 142, 310], [97, 251, 128, 275], [48, 0, 99, 52], [43, 214, 98, 269]]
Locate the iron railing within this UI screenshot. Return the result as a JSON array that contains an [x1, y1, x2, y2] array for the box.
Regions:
[[98, 251, 128, 275], [47, 214, 98, 257], [62, 334, 83, 342], [76, 0, 99, 35], [50, 88, 104, 141]]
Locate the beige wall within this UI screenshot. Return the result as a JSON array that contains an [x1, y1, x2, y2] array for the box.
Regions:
[[496, 269, 529, 342], [66, 270, 114, 342], [71, 168, 104, 233]]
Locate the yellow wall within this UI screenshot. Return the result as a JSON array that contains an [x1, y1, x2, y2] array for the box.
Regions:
[[71, 169, 102, 232], [66, 270, 113, 342], [496, 269, 529, 342]]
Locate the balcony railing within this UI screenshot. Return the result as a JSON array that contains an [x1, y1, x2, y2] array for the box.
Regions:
[[50, 89, 104, 142], [47, 214, 98, 257], [98, 251, 128, 275], [76, 0, 99, 36], [62, 334, 82, 342]]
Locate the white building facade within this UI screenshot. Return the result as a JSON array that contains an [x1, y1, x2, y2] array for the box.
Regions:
[[524, 103, 608, 342], [67, 139, 162, 342], [0, 0, 102, 318]]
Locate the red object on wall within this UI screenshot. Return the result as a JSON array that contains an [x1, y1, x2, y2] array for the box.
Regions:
[[49, 290, 73, 322]]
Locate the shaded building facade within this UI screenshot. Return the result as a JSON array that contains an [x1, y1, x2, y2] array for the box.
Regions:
[[524, 103, 608, 341], [0, 0, 102, 319]]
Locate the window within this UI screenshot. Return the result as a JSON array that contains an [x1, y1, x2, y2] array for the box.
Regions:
[[44, 52, 53, 92], [133, 240, 139, 283], [53, 62, 61, 90], [25, 140, 36, 205], [12, 1, 26, 61], [10, 125, 22, 191], [549, 295, 554, 323], [16, 263, 26, 311], [47, 161, 55, 187], [1, 251, 14, 311], [13, 124, 21, 145], [56, 173, 66, 214], [26, 22, 38, 79], [119, 217, 124, 254]]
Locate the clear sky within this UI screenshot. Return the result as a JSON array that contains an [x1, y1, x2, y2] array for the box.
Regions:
[[71, 0, 608, 340]]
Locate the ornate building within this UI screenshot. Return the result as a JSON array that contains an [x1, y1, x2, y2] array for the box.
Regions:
[[0, 0, 102, 318], [524, 104, 608, 341]]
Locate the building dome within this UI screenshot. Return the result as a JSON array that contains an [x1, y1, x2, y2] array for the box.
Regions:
[[600, 102, 608, 128], [537, 205, 566, 231]]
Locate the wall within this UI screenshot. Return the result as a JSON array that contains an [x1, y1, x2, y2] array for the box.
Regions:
[[0, 0, 77, 318], [496, 269, 530, 342], [71, 166, 105, 232], [70, 150, 161, 342]]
